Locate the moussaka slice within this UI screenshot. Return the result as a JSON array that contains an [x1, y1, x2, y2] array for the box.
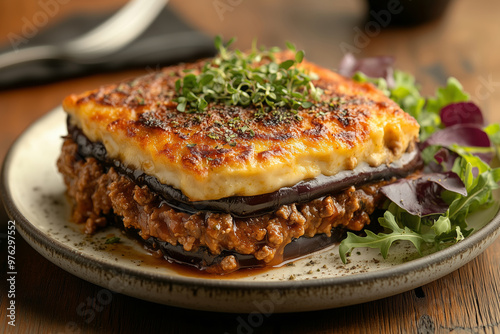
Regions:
[[57, 42, 420, 274]]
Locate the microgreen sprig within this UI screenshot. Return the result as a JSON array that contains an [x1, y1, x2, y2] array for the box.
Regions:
[[174, 36, 323, 114]]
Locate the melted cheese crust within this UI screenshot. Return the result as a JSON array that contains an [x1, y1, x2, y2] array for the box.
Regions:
[[63, 55, 419, 201]]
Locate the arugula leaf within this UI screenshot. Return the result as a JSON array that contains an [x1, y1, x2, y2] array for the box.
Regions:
[[339, 211, 434, 263]]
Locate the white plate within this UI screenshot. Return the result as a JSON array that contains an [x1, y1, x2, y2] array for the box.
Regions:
[[2, 107, 500, 313]]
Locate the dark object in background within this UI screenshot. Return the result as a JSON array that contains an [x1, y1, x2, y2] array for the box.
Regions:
[[0, 7, 216, 90], [366, 0, 453, 26]]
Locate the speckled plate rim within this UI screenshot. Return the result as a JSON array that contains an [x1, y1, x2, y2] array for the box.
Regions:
[[2, 107, 500, 313]]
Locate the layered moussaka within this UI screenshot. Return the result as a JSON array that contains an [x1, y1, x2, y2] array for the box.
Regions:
[[57, 45, 420, 274]]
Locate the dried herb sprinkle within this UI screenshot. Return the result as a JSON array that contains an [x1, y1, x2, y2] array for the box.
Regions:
[[105, 237, 120, 244]]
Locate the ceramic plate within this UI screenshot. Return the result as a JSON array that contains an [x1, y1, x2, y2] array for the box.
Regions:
[[2, 107, 500, 313]]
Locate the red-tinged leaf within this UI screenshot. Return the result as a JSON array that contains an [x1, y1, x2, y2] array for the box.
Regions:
[[434, 148, 459, 171], [423, 124, 491, 149], [422, 125, 494, 164], [440, 102, 484, 127], [425, 147, 459, 173], [339, 53, 395, 87], [381, 172, 467, 216]]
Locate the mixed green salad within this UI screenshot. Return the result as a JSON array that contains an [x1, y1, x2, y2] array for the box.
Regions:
[[337, 54, 500, 263]]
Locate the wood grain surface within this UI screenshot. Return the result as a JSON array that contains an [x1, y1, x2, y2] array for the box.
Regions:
[[0, 0, 499, 333]]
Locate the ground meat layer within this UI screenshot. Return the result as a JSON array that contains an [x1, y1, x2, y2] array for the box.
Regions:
[[57, 138, 388, 274]]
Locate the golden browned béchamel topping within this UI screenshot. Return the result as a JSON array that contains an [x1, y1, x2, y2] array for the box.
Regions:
[[62, 54, 419, 201]]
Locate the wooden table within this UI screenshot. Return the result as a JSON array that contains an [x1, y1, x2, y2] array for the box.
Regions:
[[1, 0, 499, 333]]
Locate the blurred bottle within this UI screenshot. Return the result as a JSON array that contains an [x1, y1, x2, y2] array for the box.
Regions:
[[366, 0, 452, 26]]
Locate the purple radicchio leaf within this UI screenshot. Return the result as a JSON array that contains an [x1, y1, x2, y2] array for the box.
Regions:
[[381, 172, 467, 217], [338, 53, 395, 88], [421, 124, 493, 163], [423, 124, 491, 148], [440, 102, 484, 127]]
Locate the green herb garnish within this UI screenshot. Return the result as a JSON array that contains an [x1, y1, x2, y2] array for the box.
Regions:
[[174, 36, 323, 114], [105, 237, 121, 244]]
